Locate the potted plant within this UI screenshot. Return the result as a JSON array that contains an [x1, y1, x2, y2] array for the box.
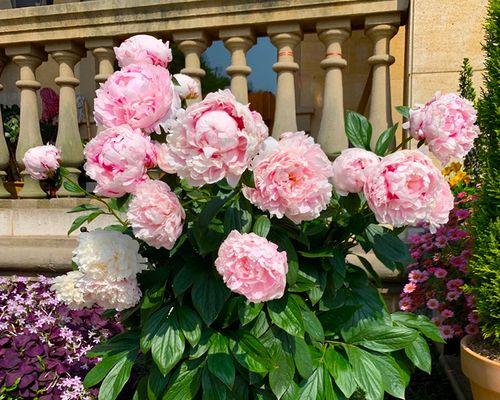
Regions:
[[460, 1, 500, 398]]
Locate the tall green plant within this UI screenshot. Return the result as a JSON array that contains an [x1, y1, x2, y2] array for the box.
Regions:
[[458, 58, 476, 102], [467, 0, 500, 343], [459, 58, 480, 178]]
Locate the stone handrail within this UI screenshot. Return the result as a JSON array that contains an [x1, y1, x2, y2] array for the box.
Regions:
[[0, 0, 409, 198]]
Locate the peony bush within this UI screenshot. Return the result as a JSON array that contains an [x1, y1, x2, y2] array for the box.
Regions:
[[24, 34, 480, 400]]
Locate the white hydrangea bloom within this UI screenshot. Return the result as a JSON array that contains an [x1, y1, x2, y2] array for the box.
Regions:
[[51, 271, 90, 310], [73, 230, 147, 281], [77, 276, 142, 311]]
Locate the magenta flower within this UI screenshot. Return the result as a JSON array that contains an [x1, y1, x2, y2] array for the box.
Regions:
[[434, 268, 448, 278], [465, 324, 479, 336], [403, 282, 417, 294], [426, 298, 440, 310], [439, 324, 455, 339]]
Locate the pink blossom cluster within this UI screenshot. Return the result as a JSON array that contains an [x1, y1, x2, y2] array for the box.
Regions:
[[83, 125, 157, 197], [114, 34, 172, 68], [94, 63, 179, 134], [158, 89, 268, 187], [215, 231, 288, 302], [243, 131, 333, 224], [398, 192, 478, 339], [405, 92, 479, 164], [127, 180, 185, 250], [22, 144, 61, 181], [363, 150, 454, 233], [0, 276, 121, 399]]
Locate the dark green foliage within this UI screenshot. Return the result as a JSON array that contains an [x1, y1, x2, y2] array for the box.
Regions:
[[467, 220, 500, 342], [467, 0, 500, 344], [458, 58, 476, 102], [459, 58, 480, 176]]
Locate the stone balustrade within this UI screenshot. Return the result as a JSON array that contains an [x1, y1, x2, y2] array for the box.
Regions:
[[0, 0, 408, 199]]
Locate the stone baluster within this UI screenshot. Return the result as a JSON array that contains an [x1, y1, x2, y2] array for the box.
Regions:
[[316, 19, 351, 157], [220, 27, 255, 104], [365, 14, 399, 147], [0, 52, 11, 198], [86, 38, 116, 134], [46, 41, 85, 197], [173, 31, 210, 104], [85, 38, 116, 86], [268, 23, 302, 138], [6, 44, 46, 198]]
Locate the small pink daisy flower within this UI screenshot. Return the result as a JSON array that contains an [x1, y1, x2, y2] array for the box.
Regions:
[[409, 269, 428, 283], [441, 309, 454, 319], [403, 282, 417, 294], [468, 312, 480, 324], [426, 298, 440, 310], [434, 268, 448, 278], [465, 324, 479, 335], [399, 297, 413, 311], [446, 278, 464, 291], [446, 291, 461, 301], [439, 324, 455, 339]]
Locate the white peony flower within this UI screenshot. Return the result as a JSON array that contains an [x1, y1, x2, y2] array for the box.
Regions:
[[77, 276, 142, 311], [73, 230, 147, 281], [51, 271, 90, 310]]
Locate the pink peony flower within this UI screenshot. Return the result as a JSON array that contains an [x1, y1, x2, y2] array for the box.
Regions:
[[243, 131, 334, 224], [364, 150, 454, 233], [214, 230, 288, 303], [127, 180, 185, 250], [403, 282, 417, 294], [405, 92, 479, 164], [173, 73, 200, 100], [331, 148, 380, 196], [83, 125, 157, 197], [439, 324, 455, 339], [465, 324, 479, 336], [159, 90, 268, 186], [114, 34, 172, 68], [22, 144, 61, 180], [434, 268, 448, 278], [441, 309, 454, 319], [94, 64, 179, 134], [426, 298, 440, 310], [399, 296, 413, 311]]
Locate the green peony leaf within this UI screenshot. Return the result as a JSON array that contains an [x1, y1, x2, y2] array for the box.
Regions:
[[404, 335, 432, 373], [191, 271, 230, 326], [345, 111, 372, 150], [98, 351, 136, 400], [252, 215, 271, 238], [207, 333, 235, 388], [267, 294, 305, 338], [151, 313, 185, 376]]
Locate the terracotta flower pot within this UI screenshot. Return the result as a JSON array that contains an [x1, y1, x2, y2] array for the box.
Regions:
[[461, 335, 500, 400]]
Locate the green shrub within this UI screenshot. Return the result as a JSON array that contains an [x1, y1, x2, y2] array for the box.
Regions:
[[458, 58, 476, 102], [467, 0, 500, 343], [467, 219, 500, 342]]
